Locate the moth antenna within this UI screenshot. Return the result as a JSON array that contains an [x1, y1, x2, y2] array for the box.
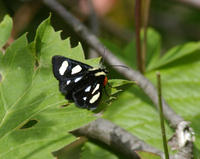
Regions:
[[100, 47, 106, 64], [99, 47, 128, 70], [99, 47, 107, 69], [110, 65, 130, 70]]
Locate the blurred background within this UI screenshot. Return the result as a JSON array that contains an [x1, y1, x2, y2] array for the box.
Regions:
[[0, 0, 200, 52]]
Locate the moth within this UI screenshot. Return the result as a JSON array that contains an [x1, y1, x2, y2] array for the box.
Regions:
[[52, 55, 108, 110]]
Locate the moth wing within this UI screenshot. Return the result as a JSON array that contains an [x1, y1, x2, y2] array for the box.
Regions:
[[52, 55, 92, 81], [72, 81, 104, 110], [59, 74, 87, 99]]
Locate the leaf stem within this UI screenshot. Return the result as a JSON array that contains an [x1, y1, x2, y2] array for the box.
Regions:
[[156, 72, 169, 159]]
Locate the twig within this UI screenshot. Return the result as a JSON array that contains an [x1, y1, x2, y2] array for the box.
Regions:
[[157, 72, 169, 159], [72, 118, 164, 159]]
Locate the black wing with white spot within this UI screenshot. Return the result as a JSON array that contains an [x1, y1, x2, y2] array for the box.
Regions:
[[52, 55, 92, 81], [52, 55, 107, 110], [52, 55, 92, 97], [73, 80, 105, 109]]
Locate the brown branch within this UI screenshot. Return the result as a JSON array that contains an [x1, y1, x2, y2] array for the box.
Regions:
[[42, 0, 194, 158], [72, 118, 164, 159], [135, 0, 144, 73]]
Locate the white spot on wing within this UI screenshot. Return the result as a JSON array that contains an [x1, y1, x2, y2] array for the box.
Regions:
[[85, 86, 91, 92], [89, 92, 100, 104], [59, 61, 68, 75], [74, 77, 82, 83], [66, 80, 71, 85], [92, 84, 100, 94], [95, 72, 106, 76], [88, 68, 98, 71], [71, 65, 82, 74], [83, 97, 87, 101]]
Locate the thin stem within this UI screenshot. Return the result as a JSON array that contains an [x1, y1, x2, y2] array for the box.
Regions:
[[141, 0, 151, 73], [156, 72, 169, 159], [135, 0, 144, 73]]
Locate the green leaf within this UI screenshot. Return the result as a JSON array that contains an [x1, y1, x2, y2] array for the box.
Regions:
[[34, 16, 87, 66], [101, 41, 200, 157], [0, 16, 97, 159], [108, 79, 135, 87], [101, 40, 200, 157], [0, 34, 33, 121], [146, 47, 200, 154], [103, 86, 173, 150], [102, 28, 161, 71], [144, 28, 161, 71], [136, 151, 161, 159], [81, 142, 118, 159], [148, 42, 200, 70], [0, 15, 12, 48]]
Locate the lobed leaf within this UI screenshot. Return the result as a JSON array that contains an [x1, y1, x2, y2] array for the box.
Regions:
[[0, 16, 96, 159]]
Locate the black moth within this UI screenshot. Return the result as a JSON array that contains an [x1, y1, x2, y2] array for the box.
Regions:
[[52, 55, 108, 110]]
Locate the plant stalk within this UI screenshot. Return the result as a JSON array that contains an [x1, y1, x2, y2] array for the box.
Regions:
[[135, 0, 144, 73], [156, 72, 169, 159]]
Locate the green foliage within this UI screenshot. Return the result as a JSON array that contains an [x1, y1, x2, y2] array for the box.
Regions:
[[146, 42, 200, 156], [83, 28, 200, 158], [0, 16, 98, 159], [81, 142, 162, 159], [148, 42, 200, 70], [102, 28, 161, 71], [136, 151, 161, 159], [81, 142, 119, 159], [0, 15, 130, 159], [104, 86, 173, 150]]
